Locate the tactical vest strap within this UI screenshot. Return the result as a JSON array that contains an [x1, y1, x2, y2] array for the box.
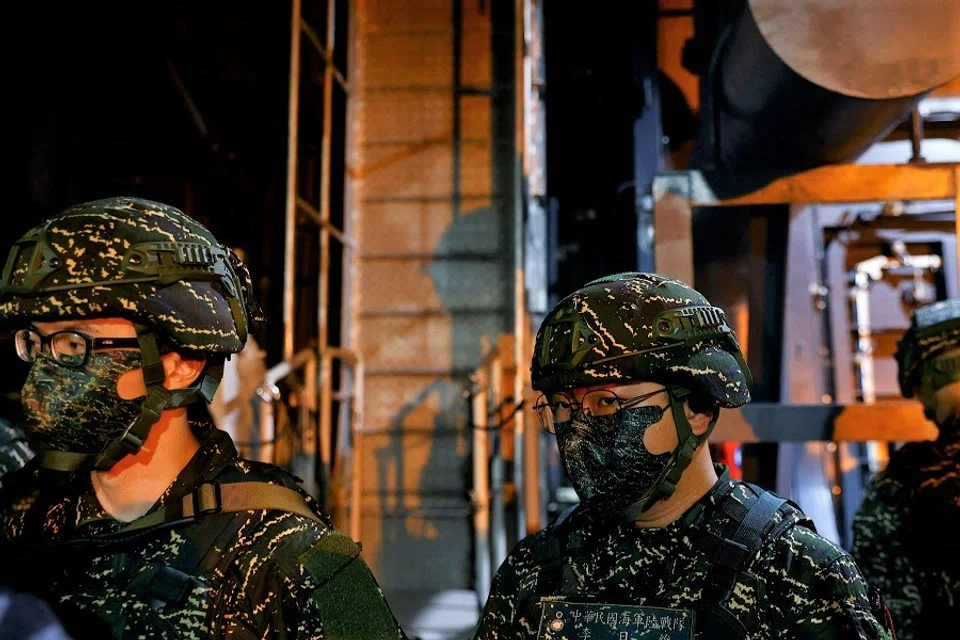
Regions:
[[699, 487, 787, 573], [695, 484, 794, 624], [39, 450, 89, 471], [119, 481, 323, 534], [138, 508, 253, 611], [137, 565, 195, 610], [300, 532, 400, 638], [730, 492, 785, 557]]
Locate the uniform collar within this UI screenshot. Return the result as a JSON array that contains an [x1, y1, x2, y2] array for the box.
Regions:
[[678, 463, 733, 529], [613, 463, 733, 530]]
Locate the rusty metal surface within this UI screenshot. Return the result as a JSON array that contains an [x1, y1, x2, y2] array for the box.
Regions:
[[652, 191, 696, 287], [283, 0, 303, 362], [749, 0, 960, 100], [695, 1, 958, 173]]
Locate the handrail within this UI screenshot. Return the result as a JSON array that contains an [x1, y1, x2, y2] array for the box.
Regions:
[[251, 347, 319, 481], [468, 334, 538, 604], [250, 344, 363, 522], [256, 345, 319, 402]]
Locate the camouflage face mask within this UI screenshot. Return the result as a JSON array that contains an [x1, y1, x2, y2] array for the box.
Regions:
[[21, 350, 145, 455], [555, 404, 671, 517]]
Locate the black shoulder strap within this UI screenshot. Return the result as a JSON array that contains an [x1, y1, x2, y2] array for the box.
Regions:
[[95, 505, 251, 611], [516, 505, 582, 609], [728, 490, 786, 561], [696, 483, 793, 607]]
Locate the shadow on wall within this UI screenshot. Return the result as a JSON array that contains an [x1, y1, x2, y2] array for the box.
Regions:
[[373, 204, 510, 594]]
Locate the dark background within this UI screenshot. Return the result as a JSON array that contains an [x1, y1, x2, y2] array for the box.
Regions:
[[5, 2, 301, 411]]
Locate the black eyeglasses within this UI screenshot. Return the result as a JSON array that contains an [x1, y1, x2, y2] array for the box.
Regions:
[[14, 328, 140, 368], [533, 387, 667, 434]]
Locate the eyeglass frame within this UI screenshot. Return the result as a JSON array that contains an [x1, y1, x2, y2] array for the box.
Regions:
[[533, 387, 669, 434], [14, 326, 141, 368]]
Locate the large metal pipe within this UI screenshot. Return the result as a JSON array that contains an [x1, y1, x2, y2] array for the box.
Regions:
[[696, 0, 960, 172]]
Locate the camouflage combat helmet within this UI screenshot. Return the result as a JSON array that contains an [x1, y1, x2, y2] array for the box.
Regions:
[[0, 197, 262, 353], [532, 272, 753, 514], [0, 196, 264, 471], [895, 298, 960, 397], [532, 272, 752, 406]]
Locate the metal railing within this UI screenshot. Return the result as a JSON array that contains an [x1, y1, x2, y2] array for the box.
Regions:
[[252, 343, 363, 532], [252, 347, 318, 493], [468, 335, 539, 604]]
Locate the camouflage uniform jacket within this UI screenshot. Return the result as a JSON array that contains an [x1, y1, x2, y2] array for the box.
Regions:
[[0, 423, 405, 639], [475, 465, 892, 639], [851, 425, 959, 640]]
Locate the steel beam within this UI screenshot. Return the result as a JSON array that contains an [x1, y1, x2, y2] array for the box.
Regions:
[[283, 0, 303, 362], [656, 163, 959, 207], [712, 402, 938, 443], [652, 162, 960, 283]]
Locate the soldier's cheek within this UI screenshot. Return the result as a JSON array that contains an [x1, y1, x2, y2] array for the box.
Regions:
[[640, 419, 676, 455], [116, 367, 148, 400]]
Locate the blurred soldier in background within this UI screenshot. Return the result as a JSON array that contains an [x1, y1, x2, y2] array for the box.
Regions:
[[475, 272, 894, 639], [852, 298, 960, 639]]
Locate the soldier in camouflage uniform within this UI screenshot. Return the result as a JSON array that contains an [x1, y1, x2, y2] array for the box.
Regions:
[[851, 299, 960, 639], [0, 197, 406, 639], [474, 272, 894, 639]]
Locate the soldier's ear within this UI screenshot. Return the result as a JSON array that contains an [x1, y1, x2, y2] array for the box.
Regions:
[[161, 351, 207, 390], [686, 410, 712, 437], [684, 397, 716, 437]]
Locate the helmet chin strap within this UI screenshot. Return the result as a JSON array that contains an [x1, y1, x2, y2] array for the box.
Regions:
[[38, 323, 222, 473], [620, 386, 719, 521]]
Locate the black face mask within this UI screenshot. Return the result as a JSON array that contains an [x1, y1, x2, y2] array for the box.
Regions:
[[555, 404, 671, 517], [21, 350, 145, 455]]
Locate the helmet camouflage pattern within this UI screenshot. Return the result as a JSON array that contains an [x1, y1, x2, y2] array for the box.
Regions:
[[895, 298, 960, 397], [0, 197, 263, 354], [532, 272, 752, 407]]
